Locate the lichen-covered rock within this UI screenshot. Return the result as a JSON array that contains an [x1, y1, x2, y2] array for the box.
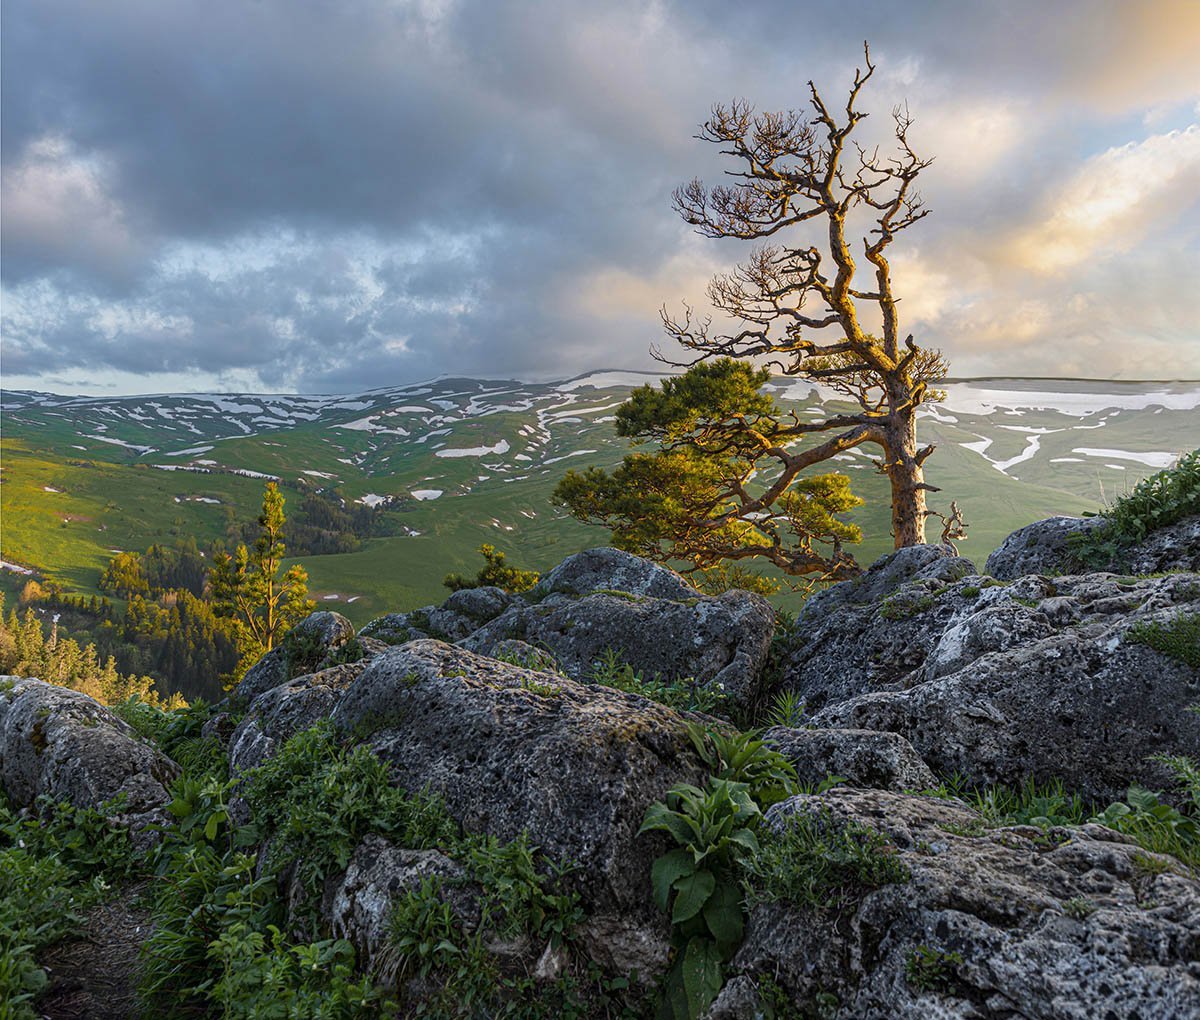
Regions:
[[0, 677, 178, 841], [984, 515, 1106, 579], [229, 661, 370, 776], [233, 611, 357, 706], [776, 545, 979, 712], [461, 588, 775, 715], [985, 513, 1200, 578], [326, 835, 477, 974], [809, 572, 1200, 800], [721, 787, 1200, 1019], [1123, 514, 1200, 574], [280, 639, 700, 968], [535, 547, 697, 601], [762, 727, 936, 793]]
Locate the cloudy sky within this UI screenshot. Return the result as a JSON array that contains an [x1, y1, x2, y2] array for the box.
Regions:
[[2, 0, 1198, 395]]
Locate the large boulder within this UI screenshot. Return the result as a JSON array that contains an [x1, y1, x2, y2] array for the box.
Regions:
[[801, 571, 1200, 800], [360, 587, 517, 645], [985, 514, 1200, 579], [229, 661, 371, 777], [762, 727, 937, 793], [535, 547, 697, 601], [0, 678, 178, 841], [235, 638, 710, 972], [360, 550, 777, 717], [983, 515, 1105, 580], [776, 544, 979, 712], [233, 611, 358, 706], [715, 787, 1200, 1019], [460, 552, 775, 715]]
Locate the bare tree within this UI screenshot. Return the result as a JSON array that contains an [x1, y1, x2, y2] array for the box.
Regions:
[[660, 43, 948, 547]]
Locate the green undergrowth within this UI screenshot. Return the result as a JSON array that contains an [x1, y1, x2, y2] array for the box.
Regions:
[[590, 647, 731, 718], [1068, 449, 1200, 570], [921, 766, 1200, 871], [1126, 612, 1200, 668], [0, 795, 139, 1018]]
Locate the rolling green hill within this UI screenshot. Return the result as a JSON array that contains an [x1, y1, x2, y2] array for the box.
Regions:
[[3, 374, 1197, 623]]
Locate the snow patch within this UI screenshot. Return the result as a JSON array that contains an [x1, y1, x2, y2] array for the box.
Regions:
[[435, 440, 510, 458]]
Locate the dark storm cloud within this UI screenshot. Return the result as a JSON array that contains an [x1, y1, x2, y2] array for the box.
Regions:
[[2, 0, 1197, 392]]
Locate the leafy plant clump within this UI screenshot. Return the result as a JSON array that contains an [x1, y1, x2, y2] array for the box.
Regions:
[[1126, 612, 1200, 668], [240, 721, 459, 927], [444, 543, 540, 594], [905, 944, 963, 992], [590, 648, 731, 717], [1068, 449, 1200, 569], [640, 778, 763, 1019], [0, 795, 138, 1017], [744, 809, 909, 912]]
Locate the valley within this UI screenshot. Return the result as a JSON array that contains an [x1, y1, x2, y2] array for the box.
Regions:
[[2, 373, 1197, 624]]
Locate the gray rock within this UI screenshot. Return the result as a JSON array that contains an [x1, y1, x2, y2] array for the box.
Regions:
[[763, 727, 937, 792], [535, 547, 698, 601], [360, 611, 430, 645], [442, 586, 516, 623], [318, 639, 708, 965], [1124, 515, 1200, 575], [461, 587, 775, 716], [728, 787, 1200, 1019], [808, 572, 1200, 800], [984, 515, 1106, 579], [985, 514, 1200, 579], [485, 639, 563, 674], [326, 835, 477, 976], [234, 611, 357, 705], [777, 547, 981, 713], [229, 661, 370, 777], [0, 678, 178, 842]]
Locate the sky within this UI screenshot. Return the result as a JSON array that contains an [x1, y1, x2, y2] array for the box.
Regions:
[[2, 0, 1198, 395]]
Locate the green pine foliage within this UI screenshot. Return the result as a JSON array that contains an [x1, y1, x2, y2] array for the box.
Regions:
[[554, 359, 863, 590], [443, 542, 540, 593]]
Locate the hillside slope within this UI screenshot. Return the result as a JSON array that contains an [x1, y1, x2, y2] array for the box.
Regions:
[[3, 374, 1197, 621]]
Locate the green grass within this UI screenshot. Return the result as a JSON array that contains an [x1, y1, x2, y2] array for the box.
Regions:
[[4, 381, 1191, 632]]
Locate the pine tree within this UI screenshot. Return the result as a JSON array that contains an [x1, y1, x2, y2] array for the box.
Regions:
[[210, 482, 315, 678]]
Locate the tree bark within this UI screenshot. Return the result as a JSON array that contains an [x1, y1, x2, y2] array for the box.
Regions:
[[885, 399, 927, 548]]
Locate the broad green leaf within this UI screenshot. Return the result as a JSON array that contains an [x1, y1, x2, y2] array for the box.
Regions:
[[651, 848, 696, 911], [681, 937, 724, 1017], [672, 869, 716, 924], [701, 879, 744, 949]]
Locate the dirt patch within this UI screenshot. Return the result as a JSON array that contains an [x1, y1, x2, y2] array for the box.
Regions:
[[37, 882, 152, 1020]]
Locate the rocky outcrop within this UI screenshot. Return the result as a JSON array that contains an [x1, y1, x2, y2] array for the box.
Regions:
[[713, 787, 1200, 1020], [326, 835, 477, 975], [233, 610, 358, 706], [229, 661, 371, 776], [776, 544, 979, 712], [783, 555, 1200, 800], [985, 513, 1200, 579], [763, 727, 937, 793], [234, 638, 710, 971], [362, 549, 777, 717], [0, 677, 178, 842]]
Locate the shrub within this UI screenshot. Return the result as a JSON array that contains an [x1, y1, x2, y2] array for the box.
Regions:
[[444, 544, 539, 594], [904, 944, 962, 992], [1127, 613, 1200, 668], [744, 809, 909, 912], [686, 724, 798, 808], [1069, 449, 1200, 569], [640, 779, 762, 1019], [240, 722, 459, 928]]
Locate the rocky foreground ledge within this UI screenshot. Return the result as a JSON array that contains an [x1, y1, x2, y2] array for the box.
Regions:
[[2, 517, 1198, 1018]]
